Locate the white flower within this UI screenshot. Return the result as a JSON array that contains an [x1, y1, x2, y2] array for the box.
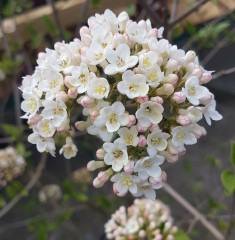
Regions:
[[94, 102, 129, 132], [117, 126, 139, 146], [87, 77, 110, 99], [171, 125, 197, 148], [59, 137, 78, 159], [125, 217, 140, 234], [86, 42, 108, 65], [117, 70, 149, 99], [28, 132, 55, 156], [147, 130, 170, 156], [136, 101, 163, 128], [179, 106, 202, 123], [104, 9, 118, 33], [145, 65, 164, 87], [21, 92, 40, 119], [111, 172, 140, 195], [134, 156, 164, 180], [103, 140, 128, 171], [104, 44, 138, 75], [87, 124, 113, 142], [37, 119, 56, 138], [41, 100, 67, 127], [200, 100, 222, 126], [126, 22, 147, 44], [134, 182, 156, 200], [182, 76, 209, 105], [139, 51, 158, 70], [64, 63, 95, 93], [38, 70, 63, 99]]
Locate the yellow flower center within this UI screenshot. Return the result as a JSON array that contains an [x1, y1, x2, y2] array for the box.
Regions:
[[122, 177, 133, 186]]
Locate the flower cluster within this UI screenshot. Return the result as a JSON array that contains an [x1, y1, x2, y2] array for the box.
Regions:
[[20, 9, 222, 199], [0, 146, 26, 187], [105, 198, 177, 240]]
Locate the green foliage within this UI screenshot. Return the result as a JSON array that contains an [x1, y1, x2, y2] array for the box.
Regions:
[[221, 142, 235, 195], [174, 229, 190, 240], [126, 4, 136, 17], [0, 197, 6, 208], [91, 0, 102, 6], [207, 197, 225, 215], [26, 24, 43, 49], [2, 123, 21, 141], [95, 195, 112, 211], [43, 16, 58, 37], [5, 181, 27, 199], [205, 155, 221, 169], [0, 55, 22, 76]]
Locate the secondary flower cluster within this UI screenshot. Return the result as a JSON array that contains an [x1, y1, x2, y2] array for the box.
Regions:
[[20, 9, 222, 199], [0, 146, 26, 187], [105, 199, 177, 240]]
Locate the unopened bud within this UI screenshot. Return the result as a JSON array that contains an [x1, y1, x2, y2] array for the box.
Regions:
[[137, 96, 148, 103], [127, 115, 136, 127], [176, 115, 191, 126], [67, 88, 78, 99], [165, 59, 178, 73], [172, 91, 186, 104], [87, 160, 105, 171], [150, 96, 163, 104], [93, 177, 104, 188], [90, 110, 99, 121], [186, 50, 196, 62], [149, 124, 160, 132], [200, 92, 213, 105], [28, 114, 42, 125], [200, 72, 213, 84], [148, 28, 158, 38], [156, 83, 174, 96], [160, 151, 178, 163], [124, 161, 135, 173], [97, 168, 113, 182], [161, 74, 178, 85], [137, 124, 148, 133], [79, 26, 90, 36], [79, 96, 93, 108], [96, 148, 105, 159], [56, 91, 68, 102], [192, 68, 203, 79], [138, 135, 147, 147]]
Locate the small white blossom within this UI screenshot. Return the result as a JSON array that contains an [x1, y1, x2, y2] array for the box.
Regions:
[[182, 76, 209, 105], [103, 140, 128, 171], [37, 119, 56, 138], [94, 102, 129, 132], [59, 137, 78, 159], [200, 100, 222, 125], [126, 22, 147, 44], [87, 124, 113, 142], [21, 92, 40, 119], [117, 70, 149, 99], [134, 156, 164, 180], [139, 51, 158, 70], [134, 182, 156, 200], [111, 172, 140, 195], [117, 126, 139, 146], [136, 101, 163, 128], [87, 77, 110, 99], [105, 44, 138, 75], [147, 130, 170, 156]]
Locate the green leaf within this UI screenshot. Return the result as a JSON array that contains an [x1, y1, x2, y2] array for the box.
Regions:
[[185, 21, 197, 36], [221, 170, 235, 195], [126, 4, 136, 17], [230, 141, 235, 167], [174, 229, 190, 240], [0, 197, 6, 208], [43, 16, 58, 37], [91, 0, 102, 6], [2, 123, 21, 141]]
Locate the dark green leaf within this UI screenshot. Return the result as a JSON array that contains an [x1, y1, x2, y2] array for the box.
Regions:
[[91, 0, 101, 6], [0, 197, 6, 208], [221, 170, 235, 195], [174, 229, 190, 240], [2, 123, 21, 141]]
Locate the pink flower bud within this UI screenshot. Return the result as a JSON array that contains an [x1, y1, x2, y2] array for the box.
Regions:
[[138, 20, 147, 29], [160, 151, 178, 163], [75, 121, 87, 131], [127, 115, 136, 127], [124, 161, 135, 173], [155, 234, 163, 240], [192, 68, 203, 79], [137, 124, 148, 133], [139, 230, 146, 238], [56, 91, 68, 102], [148, 28, 158, 38], [96, 148, 105, 159], [161, 74, 178, 85], [87, 160, 105, 171], [191, 125, 207, 138], [137, 95, 148, 103], [149, 124, 160, 132], [165, 59, 178, 72], [150, 96, 163, 104], [176, 115, 191, 126], [93, 177, 104, 188], [172, 91, 186, 104], [178, 147, 186, 156], [200, 92, 213, 105], [67, 88, 78, 99], [186, 50, 196, 62], [166, 235, 174, 240], [113, 183, 119, 194], [149, 176, 162, 189], [156, 83, 174, 96], [79, 96, 93, 108], [90, 110, 99, 121], [200, 72, 213, 84], [28, 114, 42, 125], [138, 135, 147, 147]]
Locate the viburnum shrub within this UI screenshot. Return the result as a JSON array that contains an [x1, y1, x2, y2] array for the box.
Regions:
[[20, 9, 222, 200]]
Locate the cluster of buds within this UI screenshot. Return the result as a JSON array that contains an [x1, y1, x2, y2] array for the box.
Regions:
[[20, 9, 222, 199], [105, 198, 177, 240], [38, 184, 62, 203], [0, 147, 26, 187]]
